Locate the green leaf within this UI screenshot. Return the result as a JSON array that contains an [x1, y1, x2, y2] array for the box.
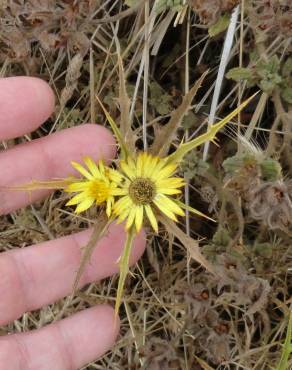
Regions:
[[260, 158, 282, 181], [256, 56, 282, 93], [256, 56, 279, 77], [124, 0, 139, 7], [282, 57, 292, 78], [226, 67, 253, 82], [275, 310, 292, 370], [253, 242, 273, 258], [212, 227, 231, 247], [155, 0, 183, 14], [282, 86, 292, 104], [259, 74, 282, 94], [208, 14, 230, 37], [182, 111, 198, 130], [149, 81, 171, 115]]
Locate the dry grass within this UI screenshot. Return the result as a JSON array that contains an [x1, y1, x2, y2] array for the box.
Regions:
[[1, 1, 292, 369]]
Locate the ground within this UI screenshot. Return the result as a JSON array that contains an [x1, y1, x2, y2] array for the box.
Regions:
[[0, 1, 292, 369]]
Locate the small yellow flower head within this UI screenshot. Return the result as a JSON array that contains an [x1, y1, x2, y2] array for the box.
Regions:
[[113, 152, 185, 232], [65, 157, 122, 216]]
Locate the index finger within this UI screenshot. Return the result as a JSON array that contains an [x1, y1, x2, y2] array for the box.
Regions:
[[0, 77, 55, 140]]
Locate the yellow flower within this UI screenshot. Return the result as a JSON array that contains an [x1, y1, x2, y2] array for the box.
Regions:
[[113, 152, 185, 232], [65, 157, 121, 216]]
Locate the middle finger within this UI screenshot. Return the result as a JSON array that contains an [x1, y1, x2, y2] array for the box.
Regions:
[[0, 223, 145, 325]]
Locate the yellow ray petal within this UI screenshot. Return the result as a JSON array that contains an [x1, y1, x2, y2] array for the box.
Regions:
[[98, 160, 107, 176], [106, 198, 113, 217], [117, 208, 130, 224], [66, 191, 88, 206], [108, 168, 123, 183], [114, 196, 132, 214], [135, 205, 144, 232], [71, 161, 93, 180], [111, 188, 129, 196], [156, 177, 185, 189], [65, 182, 89, 193], [136, 153, 144, 177], [141, 153, 152, 177], [126, 207, 137, 230], [75, 197, 95, 213], [83, 157, 100, 177], [145, 155, 160, 178], [155, 163, 177, 181], [154, 197, 178, 221], [152, 157, 171, 174], [127, 156, 136, 172], [157, 194, 185, 216], [120, 160, 135, 180], [145, 204, 158, 232], [157, 188, 182, 195]]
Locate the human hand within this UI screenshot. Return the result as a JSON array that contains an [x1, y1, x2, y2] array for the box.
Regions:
[[0, 77, 145, 370]]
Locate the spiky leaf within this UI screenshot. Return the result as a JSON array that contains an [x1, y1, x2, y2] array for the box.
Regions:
[[115, 227, 136, 314], [96, 95, 129, 160], [8, 179, 73, 191], [176, 199, 215, 222], [72, 215, 110, 295], [150, 71, 208, 157], [166, 93, 257, 164]]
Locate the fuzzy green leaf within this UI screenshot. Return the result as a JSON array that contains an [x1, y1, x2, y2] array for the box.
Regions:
[[282, 57, 292, 78], [257, 55, 280, 76], [182, 111, 198, 130], [259, 75, 282, 94], [124, 0, 139, 7], [256, 56, 282, 93], [149, 81, 171, 115], [260, 158, 282, 181], [208, 14, 230, 37], [281, 86, 292, 104], [226, 67, 253, 82], [155, 0, 183, 14]]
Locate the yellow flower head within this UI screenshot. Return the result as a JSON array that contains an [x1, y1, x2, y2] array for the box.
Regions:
[[65, 157, 122, 216], [113, 152, 185, 232]]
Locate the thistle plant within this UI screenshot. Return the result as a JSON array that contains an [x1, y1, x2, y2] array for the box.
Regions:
[[11, 68, 255, 314]]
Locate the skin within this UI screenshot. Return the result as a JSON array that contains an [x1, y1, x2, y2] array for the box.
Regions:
[[0, 77, 146, 370]]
